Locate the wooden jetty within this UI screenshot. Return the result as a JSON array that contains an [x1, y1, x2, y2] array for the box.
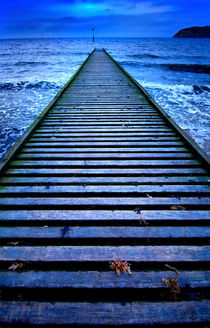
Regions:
[[0, 49, 209, 326]]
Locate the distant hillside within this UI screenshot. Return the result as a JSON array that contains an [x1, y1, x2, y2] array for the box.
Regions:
[[173, 26, 210, 38]]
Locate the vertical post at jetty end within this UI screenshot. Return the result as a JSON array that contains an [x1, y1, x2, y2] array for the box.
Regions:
[[92, 28, 95, 43]]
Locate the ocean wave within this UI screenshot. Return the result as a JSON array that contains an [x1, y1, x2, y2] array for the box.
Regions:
[[128, 53, 161, 59], [163, 64, 210, 74], [14, 61, 49, 66], [141, 81, 210, 96], [140, 80, 210, 154], [0, 81, 60, 91], [73, 51, 89, 56], [121, 61, 210, 74], [120, 60, 140, 66], [0, 127, 25, 158]]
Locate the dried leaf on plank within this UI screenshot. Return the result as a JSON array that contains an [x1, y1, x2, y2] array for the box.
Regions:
[[170, 205, 185, 210], [110, 259, 132, 276], [162, 264, 180, 300], [8, 262, 24, 271], [162, 277, 180, 301], [7, 241, 19, 246]]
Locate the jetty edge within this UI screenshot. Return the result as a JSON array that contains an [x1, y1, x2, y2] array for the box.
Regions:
[[0, 49, 209, 326]]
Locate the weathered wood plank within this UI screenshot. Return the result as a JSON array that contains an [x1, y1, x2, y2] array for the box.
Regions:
[[36, 128, 174, 132], [0, 271, 209, 289], [21, 147, 189, 153], [0, 197, 209, 206], [1, 176, 207, 184], [0, 301, 209, 325], [0, 226, 209, 239], [51, 106, 155, 110], [44, 115, 163, 119], [17, 153, 193, 159], [5, 167, 206, 175], [0, 184, 209, 194], [43, 119, 165, 123], [25, 141, 184, 147], [0, 246, 209, 262], [46, 114, 161, 118], [40, 122, 167, 126], [9, 159, 200, 167], [33, 132, 177, 137], [27, 138, 180, 143], [0, 210, 209, 222]]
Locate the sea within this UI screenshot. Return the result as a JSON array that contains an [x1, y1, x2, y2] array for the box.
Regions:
[[0, 37, 209, 158]]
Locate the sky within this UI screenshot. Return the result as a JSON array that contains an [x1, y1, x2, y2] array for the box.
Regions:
[[0, 0, 209, 39]]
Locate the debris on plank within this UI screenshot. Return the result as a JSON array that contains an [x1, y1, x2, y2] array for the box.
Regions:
[[146, 194, 152, 199], [8, 262, 24, 271], [162, 263, 180, 300], [110, 259, 132, 276], [7, 241, 19, 246], [165, 264, 180, 276], [170, 205, 185, 210], [162, 277, 180, 301], [134, 207, 148, 225]]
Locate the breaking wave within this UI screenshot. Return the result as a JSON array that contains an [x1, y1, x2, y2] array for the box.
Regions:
[[121, 61, 210, 74], [0, 81, 60, 91], [163, 63, 210, 74]]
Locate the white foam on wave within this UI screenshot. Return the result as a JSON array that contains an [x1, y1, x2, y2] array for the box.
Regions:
[[140, 81, 210, 155]]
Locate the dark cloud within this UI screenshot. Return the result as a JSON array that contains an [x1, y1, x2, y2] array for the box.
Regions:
[[0, 0, 209, 38]]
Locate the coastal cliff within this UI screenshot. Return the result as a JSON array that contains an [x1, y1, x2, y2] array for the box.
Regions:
[[173, 26, 210, 38]]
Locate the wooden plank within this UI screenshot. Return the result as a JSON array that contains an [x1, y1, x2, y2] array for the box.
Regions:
[[0, 245, 209, 262], [44, 114, 162, 118], [33, 130, 175, 134], [43, 118, 165, 123], [1, 176, 207, 184], [0, 271, 209, 289], [21, 147, 189, 153], [28, 137, 180, 142], [46, 114, 161, 117], [0, 210, 209, 222], [0, 197, 209, 207], [52, 103, 154, 106], [9, 159, 200, 167], [45, 112, 157, 116], [25, 142, 184, 147], [36, 128, 174, 133], [51, 110, 158, 114], [5, 167, 206, 175], [0, 226, 209, 239], [57, 100, 148, 106], [0, 184, 209, 194], [0, 301, 209, 325], [16, 153, 193, 160], [40, 122, 167, 126]]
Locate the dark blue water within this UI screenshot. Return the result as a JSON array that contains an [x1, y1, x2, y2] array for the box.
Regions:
[[0, 38, 209, 158]]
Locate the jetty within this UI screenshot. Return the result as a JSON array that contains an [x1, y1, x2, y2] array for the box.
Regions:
[[0, 49, 209, 326]]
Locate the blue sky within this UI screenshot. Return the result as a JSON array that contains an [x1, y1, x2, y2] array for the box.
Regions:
[[0, 0, 209, 39]]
